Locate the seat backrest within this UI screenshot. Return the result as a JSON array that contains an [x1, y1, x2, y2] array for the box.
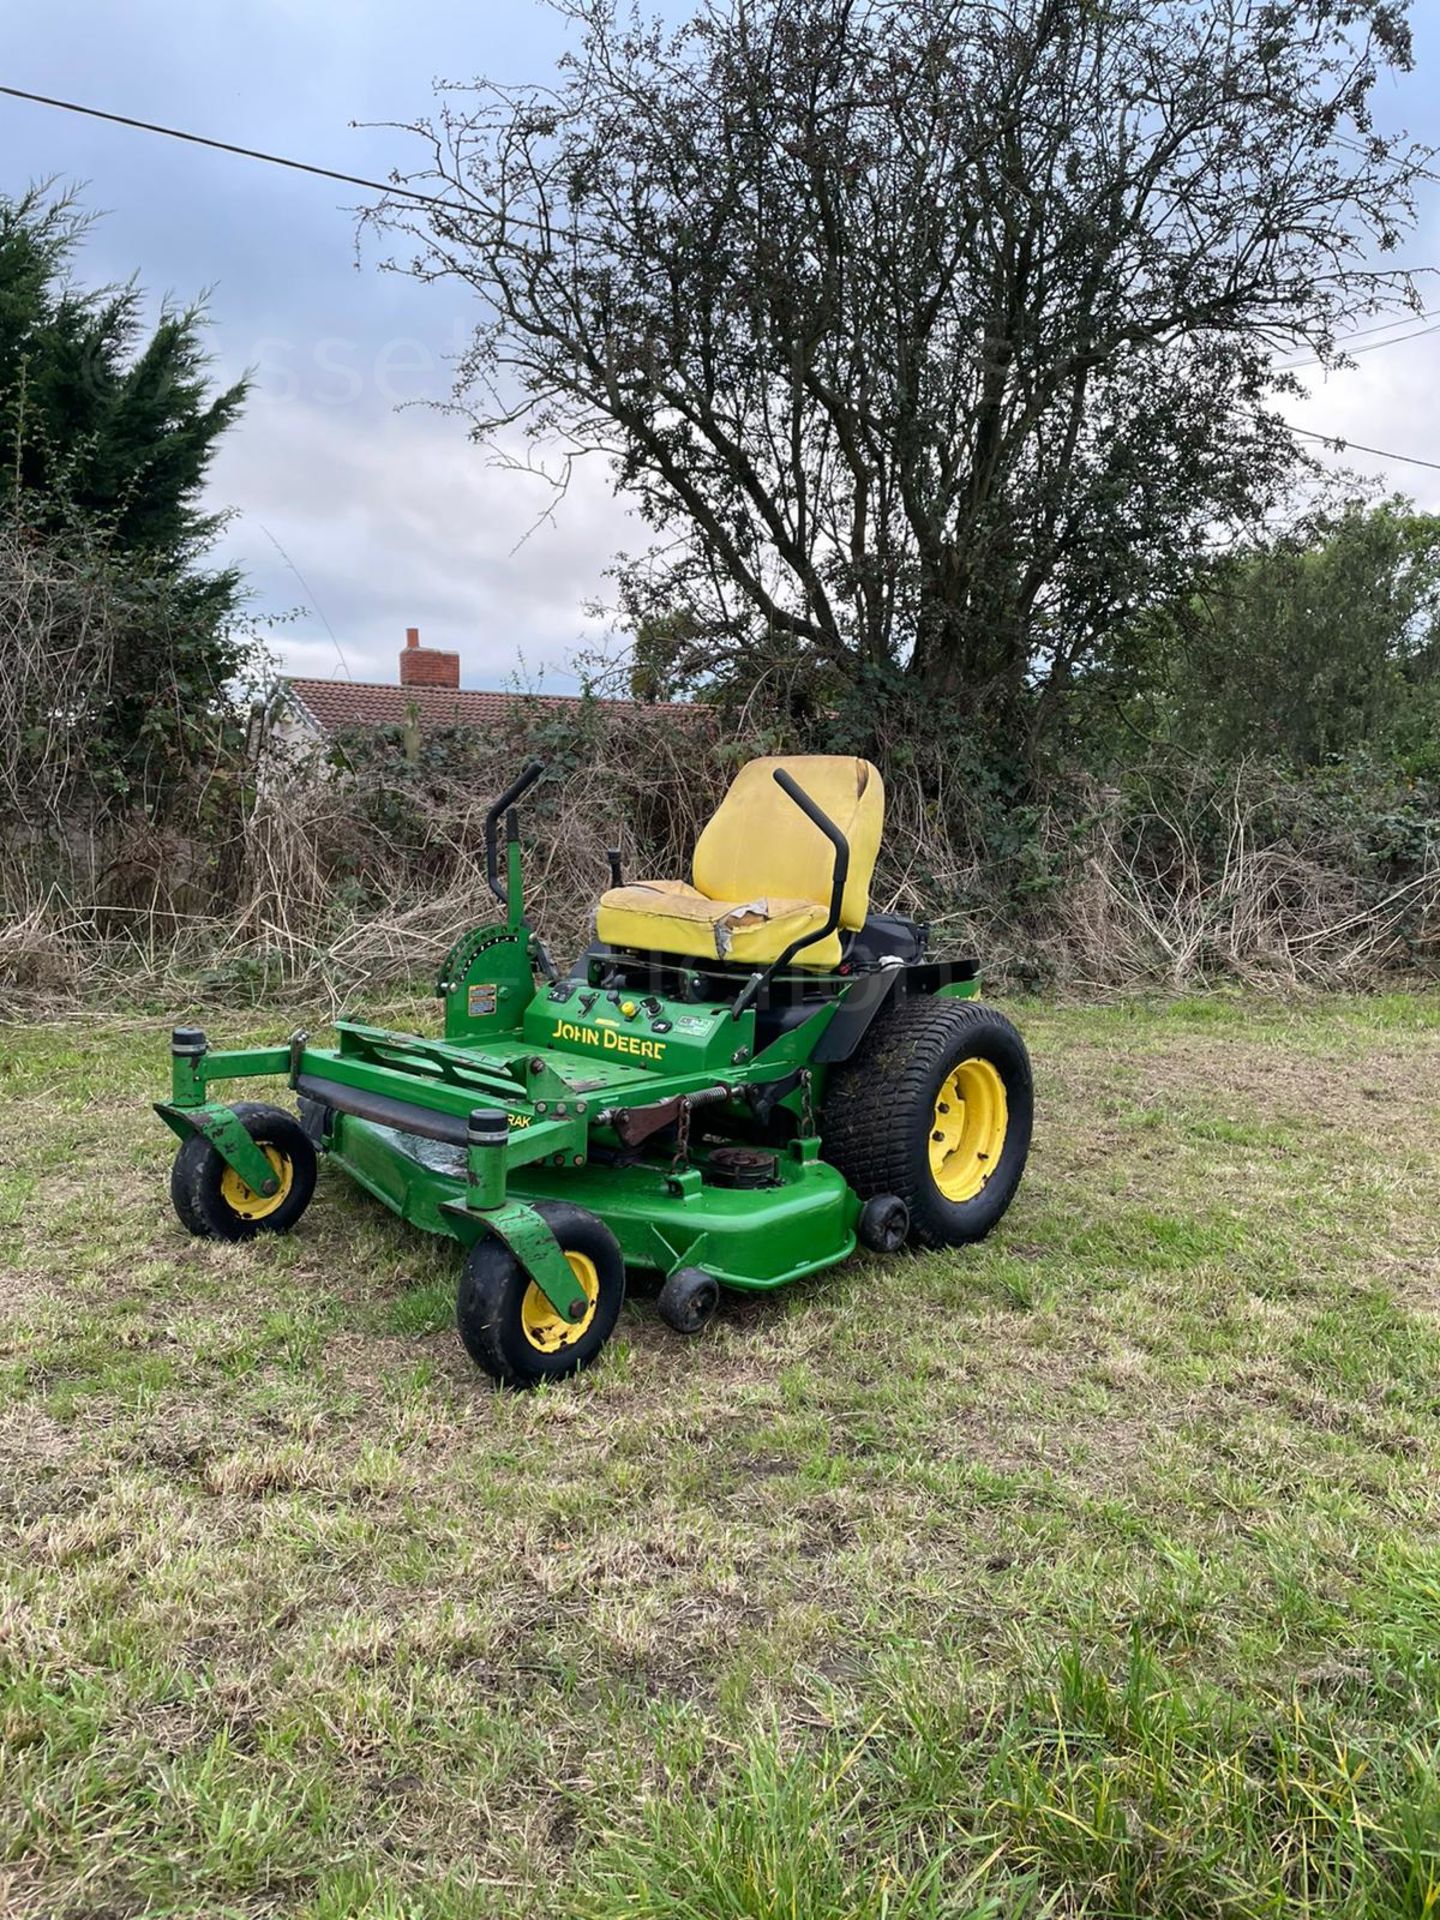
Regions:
[[692, 755, 884, 931]]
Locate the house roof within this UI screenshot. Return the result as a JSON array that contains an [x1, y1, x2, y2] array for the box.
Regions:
[[282, 678, 701, 738]]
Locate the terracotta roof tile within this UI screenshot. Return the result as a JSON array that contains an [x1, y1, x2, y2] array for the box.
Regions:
[[283, 678, 702, 738]]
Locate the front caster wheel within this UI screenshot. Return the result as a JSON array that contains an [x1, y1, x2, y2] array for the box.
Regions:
[[657, 1266, 721, 1335], [456, 1202, 625, 1389], [857, 1193, 910, 1254], [169, 1102, 317, 1242]]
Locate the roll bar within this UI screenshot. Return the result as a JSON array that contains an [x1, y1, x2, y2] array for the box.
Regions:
[[731, 767, 851, 1019]]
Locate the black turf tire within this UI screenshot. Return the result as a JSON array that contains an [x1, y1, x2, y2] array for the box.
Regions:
[[822, 998, 1032, 1250], [456, 1201, 625, 1389], [169, 1101, 318, 1243]]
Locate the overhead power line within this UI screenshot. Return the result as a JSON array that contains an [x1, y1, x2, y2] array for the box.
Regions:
[[0, 82, 523, 228], [1284, 317, 1440, 370], [1287, 423, 1440, 474], [1274, 308, 1439, 369], [1318, 305, 1438, 344]]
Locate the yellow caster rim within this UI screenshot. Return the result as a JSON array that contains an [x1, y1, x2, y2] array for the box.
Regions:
[[521, 1251, 600, 1353], [928, 1058, 1008, 1202], [220, 1145, 293, 1221]]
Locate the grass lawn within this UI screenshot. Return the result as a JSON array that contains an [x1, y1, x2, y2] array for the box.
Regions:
[[2, 991, 1440, 1918]]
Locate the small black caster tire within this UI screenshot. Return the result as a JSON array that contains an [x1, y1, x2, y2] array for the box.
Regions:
[[858, 1193, 910, 1254], [657, 1266, 722, 1335], [169, 1102, 317, 1243], [456, 1201, 625, 1389]]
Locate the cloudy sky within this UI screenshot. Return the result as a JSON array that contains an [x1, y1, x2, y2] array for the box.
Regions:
[[2, 0, 1438, 692]]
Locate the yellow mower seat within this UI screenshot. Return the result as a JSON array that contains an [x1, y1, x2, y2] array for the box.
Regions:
[[596, 755, 884, 970]]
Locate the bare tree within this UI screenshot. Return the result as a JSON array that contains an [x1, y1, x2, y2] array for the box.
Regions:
[[372, 0, 1429, 743]]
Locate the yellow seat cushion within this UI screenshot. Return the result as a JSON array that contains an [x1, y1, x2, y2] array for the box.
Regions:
[[595, 756, 885, 970], [596, 880, 839, 968]]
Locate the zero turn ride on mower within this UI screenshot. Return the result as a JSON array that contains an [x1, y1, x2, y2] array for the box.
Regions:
[[157, 755, 1033, 1387]]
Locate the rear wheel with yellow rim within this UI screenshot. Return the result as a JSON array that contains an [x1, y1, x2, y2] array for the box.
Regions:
[[928, 1056, 1009, 1203], [822, 998, 1032, 1249], [169, 1102, 318, 1242], [457, 1201, 625, 1388]]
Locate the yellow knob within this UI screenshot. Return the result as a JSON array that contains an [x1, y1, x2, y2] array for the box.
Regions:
[[620, 999, 638, 1018]]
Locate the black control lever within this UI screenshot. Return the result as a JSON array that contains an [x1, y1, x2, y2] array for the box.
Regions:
[[484, 758, 544, 907]]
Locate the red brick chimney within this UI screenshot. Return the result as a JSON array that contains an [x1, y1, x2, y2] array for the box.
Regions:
[[399, 626, 460, 690]]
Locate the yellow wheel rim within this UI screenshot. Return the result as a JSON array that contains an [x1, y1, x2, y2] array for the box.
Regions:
[[520, 1251, 600, 1353], [219, 1145, 293, 1221], [929, 1058, 1008, 1203]]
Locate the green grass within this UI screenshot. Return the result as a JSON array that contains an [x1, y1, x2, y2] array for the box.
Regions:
[[2, 992, 1440, 1917]]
